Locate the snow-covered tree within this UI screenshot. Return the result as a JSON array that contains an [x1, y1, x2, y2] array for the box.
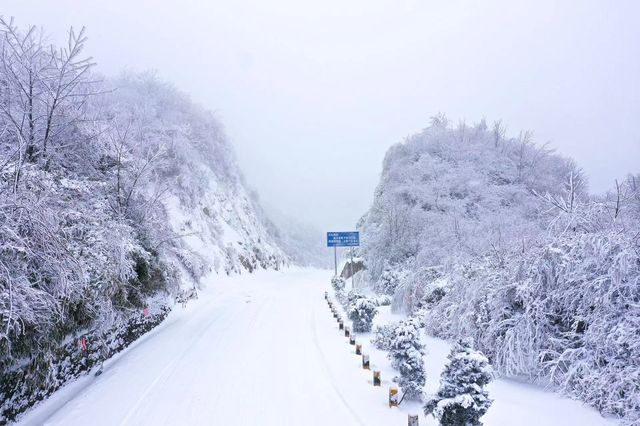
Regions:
[[358, 117, 640, 423], [388, 318, 426, 401], [331, 276, 346, 303], [358, 118, 582, 284], [424, 339, 493, 426], [340, 288, 366, 313], [0, 20, 287, 418], [376, 268, 401, 296], [348, 297, 378, 332], [371, 322, 397, 350]]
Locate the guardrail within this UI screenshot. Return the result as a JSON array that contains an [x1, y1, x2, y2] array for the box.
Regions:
[[324, 291, 419, 425]]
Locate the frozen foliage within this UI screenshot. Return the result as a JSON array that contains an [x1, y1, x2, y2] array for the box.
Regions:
[[424, 339, 493, 426], [375, 268, 402, 296], [425, 223, 640, 422], [359, 118, 582, 281], [373, 294, 392, 306], [0, 20, 286, 417], [423, 176, 640, 423], [388, 318, 426, 401], [103, 75, 287, 275], [347, 297, 378, 333], [331, 276, 346, 304], [359, 117, 640, 422], [344, 288, 365, 309], [392, 266, 446, 313], [371, 322, 397, 350]]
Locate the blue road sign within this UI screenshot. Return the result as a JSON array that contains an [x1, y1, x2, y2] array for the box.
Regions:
[[327, 231, 360, 247]]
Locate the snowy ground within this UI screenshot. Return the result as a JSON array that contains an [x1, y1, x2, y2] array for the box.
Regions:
[[17, 268, 618, 426]]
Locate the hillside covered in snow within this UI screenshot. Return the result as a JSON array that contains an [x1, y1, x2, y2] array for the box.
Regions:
[[357, 116, 640, 423], [0, 20, 286, 421]]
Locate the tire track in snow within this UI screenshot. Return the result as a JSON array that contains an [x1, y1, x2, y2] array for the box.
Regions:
[[310, 309, 365, 426], [119, 303, 230, 426], [213, 293, 270, 419]]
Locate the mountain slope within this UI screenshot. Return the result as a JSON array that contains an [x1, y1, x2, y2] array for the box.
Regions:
[[357, 117, 640, 423], [358, 117, 581, 281], [0, 22, 286, 422], [106, 74, 287, 277]]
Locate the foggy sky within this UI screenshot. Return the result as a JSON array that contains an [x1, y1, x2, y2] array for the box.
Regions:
[[4, 0, 639, 231]]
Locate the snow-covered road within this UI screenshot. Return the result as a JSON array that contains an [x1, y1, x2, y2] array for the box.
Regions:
[[18, 268, 615, 426], [19, 269, 414, 425]]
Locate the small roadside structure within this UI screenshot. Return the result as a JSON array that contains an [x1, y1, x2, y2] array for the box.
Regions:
[[340, 257, 365, 279]]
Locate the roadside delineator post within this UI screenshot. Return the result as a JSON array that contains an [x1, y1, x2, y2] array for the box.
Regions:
[[373, 370, 381, 386], [344, 327, 350, 338], [349, 335, 356, 345], [339, 321, 344, 330], [389, 386, 399, 407], [324, 291, 328, 299], [355, 343, 362, 355], [362, 354, 370, 369], [408, 414, 419, 426]]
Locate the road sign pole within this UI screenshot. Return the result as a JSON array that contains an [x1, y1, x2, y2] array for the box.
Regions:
[[350, 247, 354, 288], [327, 231, 359, 279]]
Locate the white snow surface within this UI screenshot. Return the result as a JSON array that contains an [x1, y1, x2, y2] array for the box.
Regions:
[[17, 269, 618, 426]]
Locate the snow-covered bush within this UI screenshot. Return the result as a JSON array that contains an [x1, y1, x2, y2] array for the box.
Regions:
[[331, 275, 346, 292], [344, 288, 364, 309], [391, 266, 446, 314], [348, 297, 378, 333], [425, 226, 640, 422], [374, 294, 393, 306], [424, 339, 493, 426], [371, 322, 397, 350], [388, 318, 426, 401], [331, 276, 346, 303], [376, 268, 401, 296]]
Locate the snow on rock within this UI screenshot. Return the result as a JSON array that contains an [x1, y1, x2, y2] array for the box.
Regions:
[[110, 75, 288, 278]]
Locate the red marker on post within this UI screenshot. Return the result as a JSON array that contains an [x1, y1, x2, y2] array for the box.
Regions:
[[79, 337, 88, 352]]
